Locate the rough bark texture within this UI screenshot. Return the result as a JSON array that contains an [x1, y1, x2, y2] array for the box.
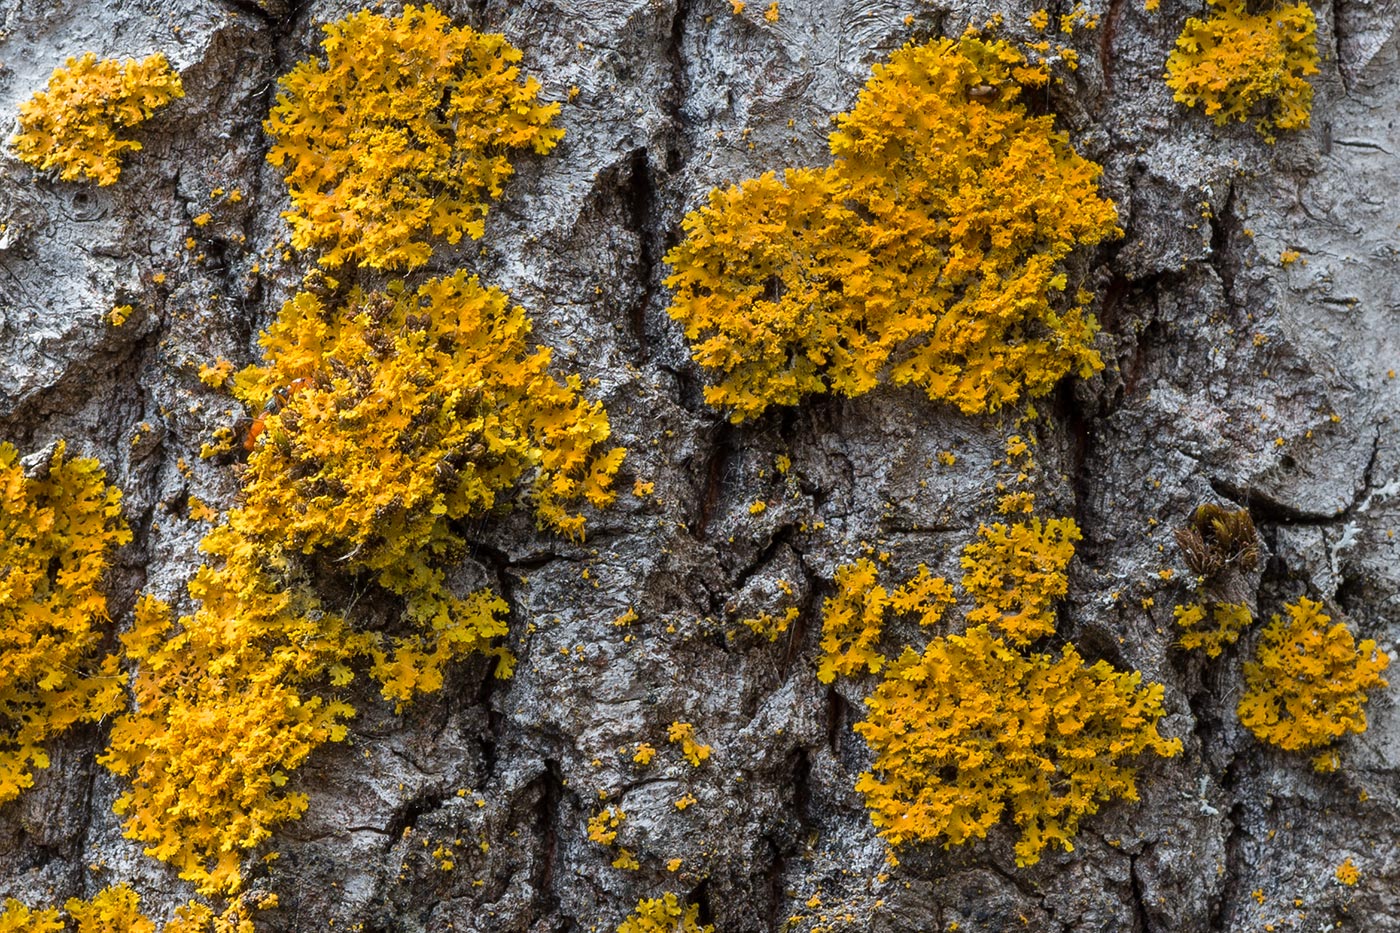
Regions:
[[1, 0, 1398, 930]]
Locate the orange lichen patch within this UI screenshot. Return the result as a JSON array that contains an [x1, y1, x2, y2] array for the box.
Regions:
[[667, 721, 712, 766], [960, 517, 1081, 645], [1173, 601, 1252, 657], [101, 577, 365, 895], [742, 606, 800, 641], [0, 442, 129, 805], [232, 273, 623, 558], [1237, 597, 1389, 756], [616, 894, 714, 933], [816, 560, 956, 683], [0, 884, 213, 933], [665, 36, 1119, 422], [853, 625, 1180, 866], [1165, 0, 1319, 139], [64, 884, 157, 933], [588, 806, 625, 845], [104, 271, 626, 895], [11, 52, 183, 185], [158, 895, 266, 933], [264, 4, 562, 269], [0, 898, 62, 932], [1335, 857, 1360, 886]]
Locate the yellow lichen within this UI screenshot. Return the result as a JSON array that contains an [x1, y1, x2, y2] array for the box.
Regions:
[[264, 4, 563, 270], [853, 625, 1181, 866], [667, 721, 712, 766], [960, 517, 1082, 645], [588, 806, 625, 845], [0, 885, 187, 933], [64, 884, 156, 933], [103, 268, 625, 895], [1173, 601, 1252, 657], [232, 273, 624, 555], [664, 36, 1119, 422], [0, 899, 62, 932], [101, 580, 363, 895], [1237, 597, 1389, 755], [11, 52, 183, 186], [198, 359, 235, 388], [817, 560, 955, 683], [1335, 857, 1360, 886], [0, 442, 129, 805], [817, 554, 890, 680], [741, 606, 800, 641], [162, 896, 264, 933], [616, 894, 714, 933], [1164, 0, 1319, 139]]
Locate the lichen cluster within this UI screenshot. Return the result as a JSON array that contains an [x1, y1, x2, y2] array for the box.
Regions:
[[616, 894, 714, 933], [815, 514, 1179, 865], [665, 35, 1120, 422], [1164, 0, 1319, 139], [1, 0, 1382, 923], [232, 273, 623, 557], [0, 885, 260, 933], [960, 517, 1081, 645], [264, 4, 563, 269], [98, 5, 619, 900], [104, 277, 622, 894], [1174, 600, 1253, 657], [101, 582, 363, 894], [0, 442, 129, 804], [816, 560, 954, 683], [1168, 504, 1259, 655], [854, 625, 1180, 865], [1237, 597, 1389, 764], [11, 52, 183, 185]]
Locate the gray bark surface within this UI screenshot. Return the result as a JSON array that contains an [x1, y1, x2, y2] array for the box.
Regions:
[[0, 0, 1398, 930]]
